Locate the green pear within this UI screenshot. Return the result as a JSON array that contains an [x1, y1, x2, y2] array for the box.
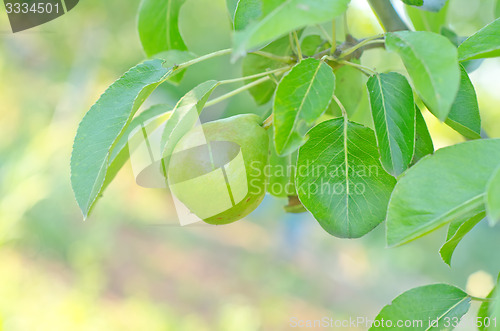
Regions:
[[168, 114, 269, 225]]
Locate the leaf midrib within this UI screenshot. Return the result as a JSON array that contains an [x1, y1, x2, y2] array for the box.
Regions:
[[343, 118, 350, 235], [376, 74, 398, 173], [233, 0, 242, 23], [392, 34, 441, 115], [424, 294, 470, 331], [280, 60, 323, 151]]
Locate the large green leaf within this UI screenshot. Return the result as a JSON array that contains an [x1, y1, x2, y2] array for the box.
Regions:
[[370, 284, 471, 330], [232, 0, 350, 58], [386, 139, 500, 247], [273, 58, 335, 156], [367, 72, 416, 176], [439, 212, 485, 266], [445, 64, 481, 139], [242, 36, 292, 105], [458, 18, 500, 62], [296, 118, 396, 238], [138, 0, 187, 57], [412, 105, 434, 164], [405, 1, 449, 33], [486, 166, 500, 226], [234, 0, 262, 30], [71, 60, 172, 218], [160, 81, 219, 165], [386, 31, 460, 121]]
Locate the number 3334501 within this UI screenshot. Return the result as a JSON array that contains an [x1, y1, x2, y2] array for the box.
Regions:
[[5, 2, 60, 14]]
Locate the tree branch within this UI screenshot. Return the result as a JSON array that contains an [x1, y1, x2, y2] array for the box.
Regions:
[[367, 0, 408, 32]]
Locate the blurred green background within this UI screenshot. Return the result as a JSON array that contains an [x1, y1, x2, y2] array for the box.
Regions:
[[0, 0, 499, 330]]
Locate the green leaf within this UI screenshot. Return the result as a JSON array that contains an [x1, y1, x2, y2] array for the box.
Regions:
[[486, 166, 500, 226], [401, 0, 423, 6], [234, 0, 262, 30], [328, 62, 364, 117], [367, 72, 416, 176], [405, 0, 449, 33], [440, 26, 462, 47], [273, 58, 335, 156], [71, 60, 172, 218], [386, 139, 500, 247], [232, 0, 350, 58], [412, 105, 434, 164], [349, 90, 372, 129], [296, 118, 397, 238], [386, 31, 460, 121], [103, 105, 173, 194], [496, 0, 500, 19], [458, 18, 500, 62], [242, 36, 292, 105], [445, 64, 481, 139], [300, 35, 327, 56], [478, 276, 500, 331], [267, 129, 297, 197], [439, 212, 485, 266], [161, 81, 219, 165], [138, 0, 187, 57], [370, 284, 471, 330]]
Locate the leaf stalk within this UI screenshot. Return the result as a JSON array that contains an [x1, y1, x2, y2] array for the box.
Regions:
[[219, 66, 291, 85], [174, 48, 232, 71], [339, 35, 385, 59], [205, 76, 271, 107], [293, 31, 303, 61]]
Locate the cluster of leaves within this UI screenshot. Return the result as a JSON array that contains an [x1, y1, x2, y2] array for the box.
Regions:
[[70, 0, 500, 328]]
